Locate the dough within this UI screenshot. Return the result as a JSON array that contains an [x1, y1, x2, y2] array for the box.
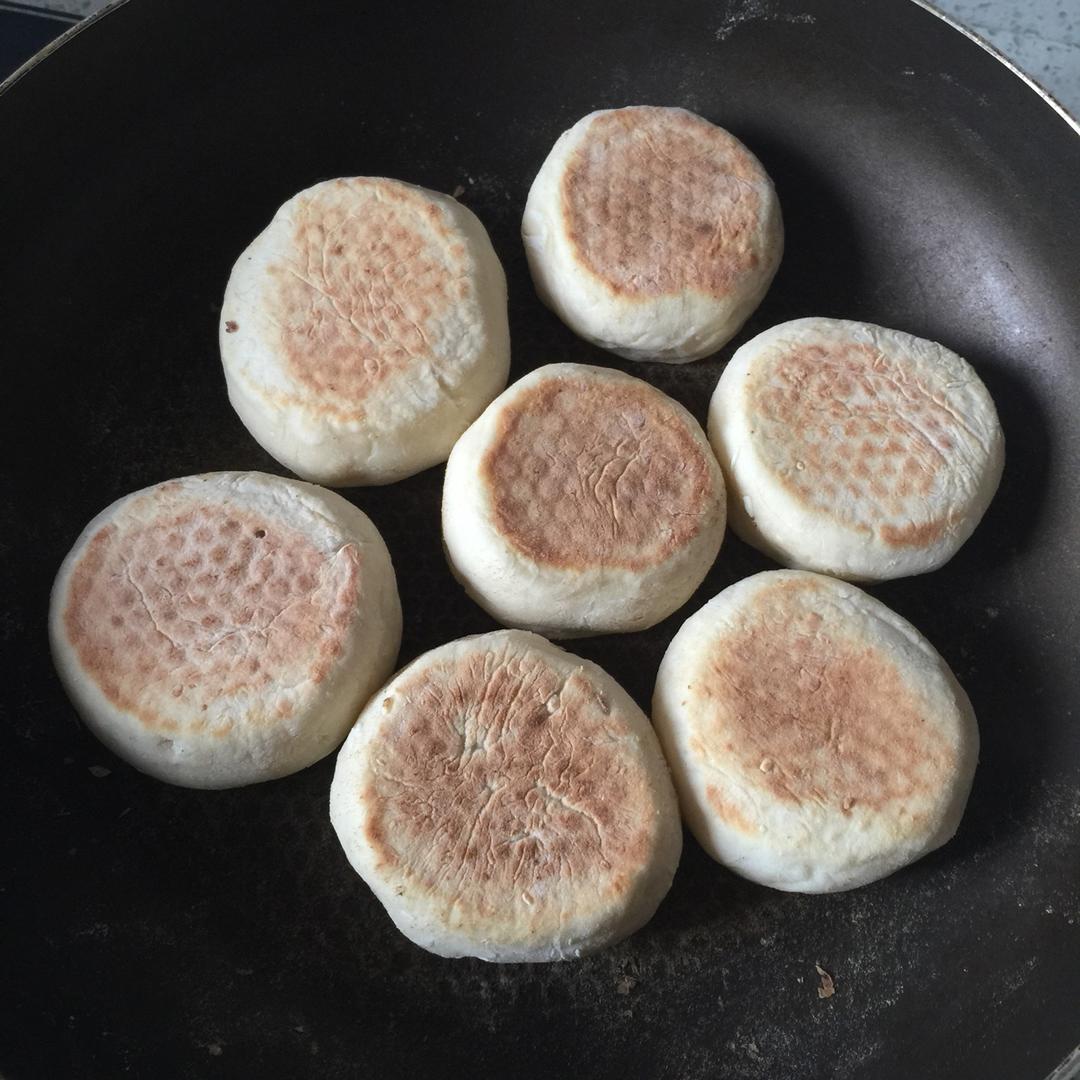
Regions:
[[442, 363, 726, 637], [522, 106, 783, 362], [49, 472, 401, 788], [220, 177, 510, 485], [330, 629, 682, 960]]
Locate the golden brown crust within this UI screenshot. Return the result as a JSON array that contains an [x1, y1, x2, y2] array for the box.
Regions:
[[480, 374, 714, 570], [62, 498, 359, 732], [747, 341, 964, 546], [263, 179, 465, 419], [704, 784, 757, 835], [560, 107, 766, 298], [360, 646, 656, 917], [696, 577, 954, 822]]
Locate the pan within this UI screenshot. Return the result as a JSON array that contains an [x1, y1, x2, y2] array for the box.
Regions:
[[2, 1, 1078, 1076]]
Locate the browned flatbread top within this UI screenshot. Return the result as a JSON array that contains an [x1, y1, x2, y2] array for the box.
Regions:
[[480, 371, 717, 571], [560, 107, 768, 299], [60, 483, 360, 733], [357, 643, 662, 918], [253, 178, 472, 419], [744, 337, 979, 548], [687, 574, 956, 834]]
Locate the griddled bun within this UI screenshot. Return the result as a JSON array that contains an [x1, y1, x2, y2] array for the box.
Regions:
[[49, 472, 401, 788], [442, 363, 726, 637], [522, 106, 783, 362], [708, 317, 1004, 580], [653, 570, 978, 893], [221, 177, 510, 485], [330, 630, 682, 961]]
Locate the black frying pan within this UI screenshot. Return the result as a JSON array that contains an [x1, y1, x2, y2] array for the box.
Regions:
[[2, 1, 1078, 1077]]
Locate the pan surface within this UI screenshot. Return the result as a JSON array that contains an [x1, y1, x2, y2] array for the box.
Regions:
[[2, 1, 1078, 1077]]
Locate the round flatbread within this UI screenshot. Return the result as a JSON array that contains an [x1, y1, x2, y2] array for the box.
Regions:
[[442, 363, 726, 637], [522, 106, 783, 363], [49, 472, 401, 788], [707, 317, 1005, 580], [653, 570, 978, 893], [220, 177, 510, 486], [330, 630, 682, 961]]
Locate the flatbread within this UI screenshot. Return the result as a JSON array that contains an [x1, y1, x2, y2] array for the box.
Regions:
[[522, 106, 783, 362], [49, 472, 401, 788], [443, 363, 726, 636], [330, 630, 682, 960], [221, 177, 510, 485], [653, 570, 979, 892], [708, 317, 1005, 580]]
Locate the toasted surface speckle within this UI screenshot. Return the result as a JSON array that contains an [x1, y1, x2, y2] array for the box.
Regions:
[[561, 107, 766, 299], [481, 372, 715, 571], [746, 339, 970, 546], [331, 631, 682, 960], [364, 649, 650, 905]]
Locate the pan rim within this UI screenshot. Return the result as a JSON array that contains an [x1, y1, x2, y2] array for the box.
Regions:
[[0, 0, 130, 96], [0, 0, 1077, 141], [913, 0, 1080, 135]]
